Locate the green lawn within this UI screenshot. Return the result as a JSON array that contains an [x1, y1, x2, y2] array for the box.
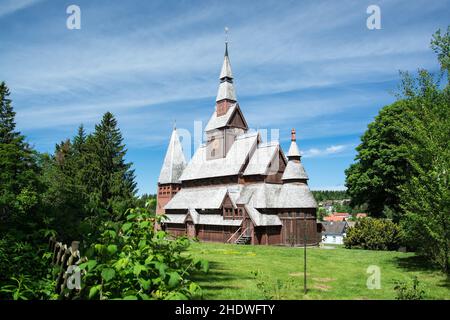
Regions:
[[188, 242, 450, 300]]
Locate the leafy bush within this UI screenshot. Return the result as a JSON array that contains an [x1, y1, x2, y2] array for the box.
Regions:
[[78, 206, 208, 300], [250, 270, 296, 300], [0, 235, 57, 300], [394, 276, 425, 300], [344, 218, 402, 251]]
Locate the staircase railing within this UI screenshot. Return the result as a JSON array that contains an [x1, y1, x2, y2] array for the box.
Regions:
[[227, 227, 241, 243], [235, 227, 249, 244]]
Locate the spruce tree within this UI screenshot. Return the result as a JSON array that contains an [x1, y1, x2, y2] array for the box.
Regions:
[[72, 124, 87, 154], [87, 112, 136, 216], [0, 82, 18, 144], [0, 82, 39, 229]]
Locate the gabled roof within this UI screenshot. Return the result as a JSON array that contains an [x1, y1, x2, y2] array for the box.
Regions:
[[322, 221, 348, 236], [162, 213, 242, 226], [282, 160, 309, 181], [158, 128, 186, 184], [204, 103, 248, 132], [179, 132, 258, 181], [243, 141, 280, 176], [244, 205, 282, 226], [163, 214, 185, 224], [197, 215, 242, 226], [164, 186, 230, 210], [187, 208, 200, 224], [205, 103, 236, 131], [236, 182, 317, 209]]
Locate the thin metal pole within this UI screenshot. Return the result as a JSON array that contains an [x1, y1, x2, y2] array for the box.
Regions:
[[304, 213, 307, 294]]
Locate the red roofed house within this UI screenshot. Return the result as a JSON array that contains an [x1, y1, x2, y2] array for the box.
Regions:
[[323, 212, 350, 222]]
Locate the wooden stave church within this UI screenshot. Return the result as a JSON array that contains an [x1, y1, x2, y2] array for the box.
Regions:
[[156, 42, 321, 246]]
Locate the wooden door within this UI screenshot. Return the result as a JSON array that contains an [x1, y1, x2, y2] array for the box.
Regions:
[[186, 222, 195, 238], [243, 218, 252, 237]]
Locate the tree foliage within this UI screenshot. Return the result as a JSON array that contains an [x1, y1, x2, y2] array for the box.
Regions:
[[312, 190, 348, 202], [84, 112, 137, 217], [345, 99, 412, 219], [431, 26, 450, 81], [345, 27, 450, 272], [78, 206, 208, 300], [344, 218, 403, 251], [396, 73, 450, 274], [0, 81, 41, 235]]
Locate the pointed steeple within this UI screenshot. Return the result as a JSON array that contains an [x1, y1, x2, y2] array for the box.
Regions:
[[216, 40, 237, 102], [219, 42, 233, 79], [158, 127, 186, 184], [282, 129, 309, 182], [287, 128, 301, 158]]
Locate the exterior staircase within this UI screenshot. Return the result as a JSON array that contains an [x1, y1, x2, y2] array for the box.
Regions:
[[235, 235, 251, 245], [227, 227, 252, 245]]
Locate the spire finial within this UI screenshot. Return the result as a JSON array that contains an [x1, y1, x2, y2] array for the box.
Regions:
[[224, 27, 229, 56], [291, 128, 296, 141], [173, 120, 177, 130]]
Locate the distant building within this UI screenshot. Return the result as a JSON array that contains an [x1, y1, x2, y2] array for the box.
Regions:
[[323, 212, 350, 222], [356, 213, 367, 219], [321, 221, 348, 245], [156, 41, 321, 246]]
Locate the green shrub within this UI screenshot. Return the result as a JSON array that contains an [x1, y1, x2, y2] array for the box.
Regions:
[[344, 218, 402, 250], [0, 235, 57, 300], [78, 205, 208, 300], [394, 276, 425, 300]]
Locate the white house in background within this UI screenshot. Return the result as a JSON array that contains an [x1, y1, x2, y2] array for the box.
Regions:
[[321, 221, 348, 245]]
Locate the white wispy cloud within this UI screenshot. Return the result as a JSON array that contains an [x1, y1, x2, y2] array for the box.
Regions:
[[0, 0, 43, 18], [302, 144, 353, 158], [1, 0, 448, 152]]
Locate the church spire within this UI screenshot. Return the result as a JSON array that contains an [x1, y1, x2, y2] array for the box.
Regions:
[[282, 128, 309, 182], [216, 31, 236, 103], [287, 128, 301, 159], [158, 127, 186, 184]]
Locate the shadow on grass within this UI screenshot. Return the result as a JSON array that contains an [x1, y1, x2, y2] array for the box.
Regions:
[[393, 255, 450, 289], [394, 255, 439, 272], [191, 261, 254, 291]]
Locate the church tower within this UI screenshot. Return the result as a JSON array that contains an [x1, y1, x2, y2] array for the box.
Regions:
[[204, 41, 249, 160], [156, 127, 186, 214], [216, 42, 236, 116]]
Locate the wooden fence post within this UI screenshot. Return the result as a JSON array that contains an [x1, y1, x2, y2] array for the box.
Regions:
[[49, 238, 86, 297]]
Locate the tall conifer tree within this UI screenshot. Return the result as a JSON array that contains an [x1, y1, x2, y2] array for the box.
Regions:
[[0, 82, 39, 229], [86, 112, 136, 215]]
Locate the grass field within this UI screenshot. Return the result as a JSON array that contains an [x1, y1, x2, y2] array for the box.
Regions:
[[188, 242, 450, 300]]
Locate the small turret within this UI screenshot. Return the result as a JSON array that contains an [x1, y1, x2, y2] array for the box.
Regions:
[[282, 128, 308, 182]]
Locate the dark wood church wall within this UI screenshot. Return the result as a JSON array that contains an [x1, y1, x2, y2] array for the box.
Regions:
[[279, 216, 319, 246], [254, 226, 282, 245], [164, 223, 186, 238], [197, 225, 239, 243]]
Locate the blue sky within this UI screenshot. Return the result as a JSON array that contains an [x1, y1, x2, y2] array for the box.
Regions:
[[0, 0, 449, 194]]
